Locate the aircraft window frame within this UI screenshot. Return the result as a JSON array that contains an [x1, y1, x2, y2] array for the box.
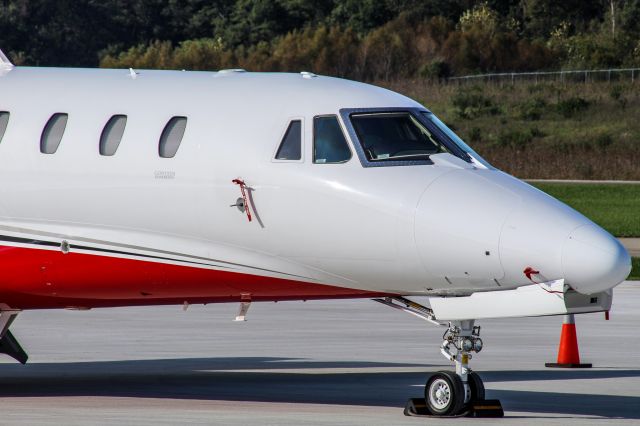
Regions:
[[99, 115, 127, 156], [273, 118, 304, 162], [312, 114, 352, 164], [0, 111, 9, 144], [40, 113, 69, 154], [159, 116, 187, 158], [422, 112, 493, 169], [339, 107, 472, 168]]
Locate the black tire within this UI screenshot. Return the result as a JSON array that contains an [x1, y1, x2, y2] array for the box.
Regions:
[[467, 371, 485, 402], [424, 371, 466, 416]]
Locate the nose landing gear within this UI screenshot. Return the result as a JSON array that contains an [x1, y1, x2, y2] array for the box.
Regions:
[[404, 320, 502, 418], [372, 296, 502, 417], [421, 321, 492, 416]]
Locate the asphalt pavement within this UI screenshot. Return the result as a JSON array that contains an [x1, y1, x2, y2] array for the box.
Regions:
[[1, 282, 639, 425]]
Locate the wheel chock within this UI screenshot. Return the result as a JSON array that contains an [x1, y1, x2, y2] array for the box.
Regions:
[[468, 399, 504, 418], [404, 398, 503, 418], [404, 398, 431, 416]]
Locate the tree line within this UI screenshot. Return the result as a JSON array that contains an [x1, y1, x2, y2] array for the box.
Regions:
[[1, 1, 640, 79]]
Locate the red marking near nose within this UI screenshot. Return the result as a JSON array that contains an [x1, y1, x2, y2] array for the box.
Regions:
[[523, 266, 540, 281], [523, 266, 564, 294]]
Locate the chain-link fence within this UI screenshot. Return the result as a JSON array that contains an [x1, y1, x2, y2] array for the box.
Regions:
[[449, 68, 640, 85]]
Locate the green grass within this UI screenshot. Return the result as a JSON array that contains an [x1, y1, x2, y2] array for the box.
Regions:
[[531, 183, 640, 237], [631, 258, 640, 280]]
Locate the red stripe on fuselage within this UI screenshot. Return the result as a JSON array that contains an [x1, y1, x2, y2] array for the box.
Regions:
[[0, 245, 388, 310]]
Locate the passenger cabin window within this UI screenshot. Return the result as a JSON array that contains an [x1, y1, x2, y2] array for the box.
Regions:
[[100, 115, 127, 156], [159, 116, 187, 158], [41, 113, 68, 154], [0, 112, 9, 143], [313, 116, 351, 164], [275, 120, 302, 160]]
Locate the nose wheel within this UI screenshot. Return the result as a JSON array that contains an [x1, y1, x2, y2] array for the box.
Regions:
[[425, 371, 465, 415], [424, 370, 486, 416], [467, 370, 485, 402]]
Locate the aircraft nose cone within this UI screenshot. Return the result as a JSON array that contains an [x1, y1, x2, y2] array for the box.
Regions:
[[562, 224, 631, 294]]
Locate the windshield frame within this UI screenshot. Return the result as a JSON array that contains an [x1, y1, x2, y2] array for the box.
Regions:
[[339, 107, 475, 168], [422, 112, 494, 169]]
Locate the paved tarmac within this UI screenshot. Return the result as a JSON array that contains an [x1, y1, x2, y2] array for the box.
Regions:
[[1, 282, 639, 425]]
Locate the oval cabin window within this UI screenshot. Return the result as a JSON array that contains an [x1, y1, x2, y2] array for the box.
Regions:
[[0, 112, 9, 143], [41, 113, 68, 154], [159, 116, 187, 158], [100, 115, 127, 156]]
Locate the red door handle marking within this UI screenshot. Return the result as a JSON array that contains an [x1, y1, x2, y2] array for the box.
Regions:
[[232, 178, 252, 222]]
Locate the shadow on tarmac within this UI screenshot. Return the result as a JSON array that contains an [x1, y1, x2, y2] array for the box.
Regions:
[[0, 358, 639, 419]]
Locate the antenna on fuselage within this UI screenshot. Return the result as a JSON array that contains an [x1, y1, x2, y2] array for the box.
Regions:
[[129, 67, 139, 79], [0, 49, 14, 70]]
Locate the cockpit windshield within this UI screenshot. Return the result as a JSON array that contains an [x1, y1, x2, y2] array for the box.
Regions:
[[345, 109, 491, 168], [350, 112, 450, 161]]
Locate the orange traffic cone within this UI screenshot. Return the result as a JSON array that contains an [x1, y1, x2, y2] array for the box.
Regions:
[[545, 314, 592, 368]]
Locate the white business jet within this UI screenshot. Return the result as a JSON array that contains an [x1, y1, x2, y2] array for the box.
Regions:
[[0, 49, 631, 416]]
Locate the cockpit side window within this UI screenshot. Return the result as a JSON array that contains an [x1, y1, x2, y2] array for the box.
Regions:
[[313, 115, 351, 164], [275, 120, 302, 160]]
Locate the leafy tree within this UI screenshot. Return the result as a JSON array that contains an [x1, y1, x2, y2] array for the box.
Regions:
[[2, 0, 640, 76], [328, 0, 396, 34], [518, 0, 604, 39]]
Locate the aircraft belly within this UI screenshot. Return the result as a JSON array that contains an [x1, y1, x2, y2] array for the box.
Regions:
[[0, 244, 389, 309]]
